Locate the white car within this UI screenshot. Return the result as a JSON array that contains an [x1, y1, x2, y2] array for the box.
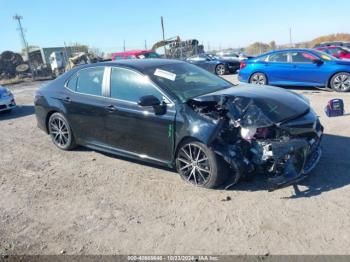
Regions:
[[0, 85, 16, 112], [216, 52, 248, 61]]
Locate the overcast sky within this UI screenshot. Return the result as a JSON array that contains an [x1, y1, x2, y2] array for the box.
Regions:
[[0, 0, 349, 53]]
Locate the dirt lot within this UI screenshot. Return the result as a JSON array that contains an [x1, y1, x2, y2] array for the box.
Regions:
[[1, 75, 350, 255]]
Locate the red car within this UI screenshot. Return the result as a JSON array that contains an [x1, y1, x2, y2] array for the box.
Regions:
[[111, 50, 160, 60], [315, 46, 350, 59]]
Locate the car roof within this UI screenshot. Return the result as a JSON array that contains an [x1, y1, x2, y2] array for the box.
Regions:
[[316, 45, 339, 49], [258, 48, 318, 57], [73, 59, 184, 73]]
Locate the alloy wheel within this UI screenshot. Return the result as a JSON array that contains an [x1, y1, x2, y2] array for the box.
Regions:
[[216, 65, 226, 75], [333, 73, 350, 91], [49, 117, 70, 148], [177, 143, 211, 186], [250, 73, 266, 85]]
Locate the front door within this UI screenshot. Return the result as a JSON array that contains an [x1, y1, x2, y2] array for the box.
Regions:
[[104, 67, 176, 163], [290, 51, 326, 86]]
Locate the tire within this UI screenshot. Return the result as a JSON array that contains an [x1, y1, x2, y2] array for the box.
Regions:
[[175, 140, 229, 188], [330, 72, 350, 92], [215, 64, 226, 75], [48, 112, 77, 150], [249, 72, 267, 85]]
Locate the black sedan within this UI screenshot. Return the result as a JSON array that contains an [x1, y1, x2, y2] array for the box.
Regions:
[[35, 59, 323, 190], [186, 54, 240, 75]]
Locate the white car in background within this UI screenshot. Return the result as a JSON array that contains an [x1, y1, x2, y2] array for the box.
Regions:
[[216, 51, 248, 61], [0, 85, 16, 112]]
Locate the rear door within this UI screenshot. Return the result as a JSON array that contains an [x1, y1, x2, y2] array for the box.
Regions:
[[290, 51, 327, 86], [264, 51, 294, 85], [62, 66, 108, 145], [103, 66, 176, 163]]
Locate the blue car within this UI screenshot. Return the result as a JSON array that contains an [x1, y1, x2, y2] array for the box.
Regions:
[[238, 49, 350, 92]]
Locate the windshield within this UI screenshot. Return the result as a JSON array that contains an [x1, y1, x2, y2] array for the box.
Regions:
[[145, 62, 233, 102], [313, 50, 337, 61]]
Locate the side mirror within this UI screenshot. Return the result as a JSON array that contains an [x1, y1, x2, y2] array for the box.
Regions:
[[138, 95, 161, 107], [313, 59, 323, 65]]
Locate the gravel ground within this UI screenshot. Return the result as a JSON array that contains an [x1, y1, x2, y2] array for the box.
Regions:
[[0, 75, 350, 255]]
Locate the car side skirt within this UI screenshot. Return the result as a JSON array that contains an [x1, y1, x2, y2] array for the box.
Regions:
[[83, 142, 174, 168]]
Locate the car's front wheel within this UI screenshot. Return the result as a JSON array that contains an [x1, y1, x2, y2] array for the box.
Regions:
[[175, 141, 228, 188], [215, 64, 226, 75], [48, 112, 77, 150], [249, 72, 267, 85], [330, 72, 350, 92]]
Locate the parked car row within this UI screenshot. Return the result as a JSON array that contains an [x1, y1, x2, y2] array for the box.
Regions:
[[238, 48, 350, 92], [315, 45, 350, 59]]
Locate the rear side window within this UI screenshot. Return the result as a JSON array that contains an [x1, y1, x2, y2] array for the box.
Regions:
[[67, 74, 77, 91], [110, 67, 163, 103], [268, 52, 288, 62], [76, 67, 104, 96]]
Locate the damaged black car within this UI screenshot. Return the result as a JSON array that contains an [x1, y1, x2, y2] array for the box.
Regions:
[[34, 59, 323, 190]]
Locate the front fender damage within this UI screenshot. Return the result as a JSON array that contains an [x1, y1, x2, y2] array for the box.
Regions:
[[187, 94, 323, 191]]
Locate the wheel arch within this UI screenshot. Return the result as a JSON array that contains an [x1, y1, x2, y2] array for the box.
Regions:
[[45, 110, 60, 133], [173, 136, 203, 163], [215, 63, 226, 75], [249, 71, 268, 84], [327, 71, 350, 88]]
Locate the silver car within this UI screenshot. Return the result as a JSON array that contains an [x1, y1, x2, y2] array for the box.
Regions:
[[0, 85, 16, 112]]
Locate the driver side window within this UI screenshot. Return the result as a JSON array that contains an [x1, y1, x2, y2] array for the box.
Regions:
[[110, 67, 164, 103], [290, 52, 317, 63]]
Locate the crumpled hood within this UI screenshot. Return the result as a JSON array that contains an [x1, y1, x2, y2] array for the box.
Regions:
[[192, 84, 310, 126]]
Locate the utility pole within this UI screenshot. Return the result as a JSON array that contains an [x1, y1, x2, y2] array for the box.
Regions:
[[144, 40, 147, 50], [289, 27, 293, 47], [13, 14, 33, 77], [123, 40, 126, 52], [161, 16, 166, 57]]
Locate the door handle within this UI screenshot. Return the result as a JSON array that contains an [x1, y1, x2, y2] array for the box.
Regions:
[[105, 105, 117, 112], [61, 96, 71, 103]]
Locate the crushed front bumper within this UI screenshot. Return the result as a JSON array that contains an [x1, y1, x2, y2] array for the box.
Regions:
[[267, 145, 322, 191]]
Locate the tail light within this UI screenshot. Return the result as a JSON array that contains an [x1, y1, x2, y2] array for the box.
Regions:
[[240, 61, 247, 70]]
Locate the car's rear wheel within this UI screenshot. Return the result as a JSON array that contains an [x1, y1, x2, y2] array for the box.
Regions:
[[215, 64, 226, 75], [175, 141, 228, 188], [48, 112, 77, 150], [330, 72, 350, 92], [249, 72, 267, 85]]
